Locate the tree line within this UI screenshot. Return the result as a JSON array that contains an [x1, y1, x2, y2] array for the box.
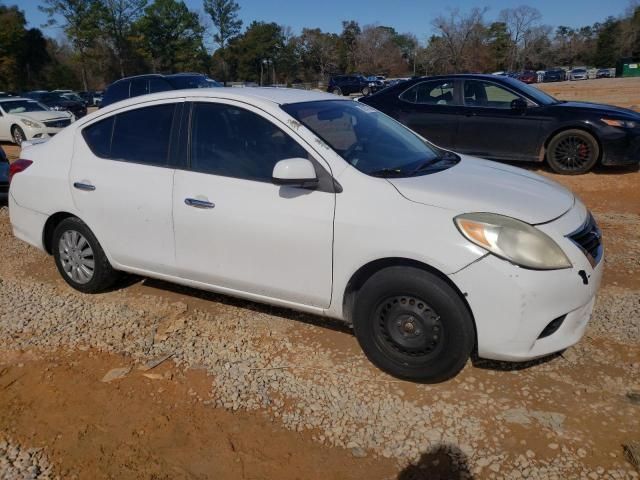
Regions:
[[0, 0, 639, 92]]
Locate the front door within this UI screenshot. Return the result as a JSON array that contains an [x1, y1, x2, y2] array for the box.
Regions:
[[455, 79, 543, 161], [70, 100, 181, 273], [395, 79, 461, 149], [172, 100, 335, 308]]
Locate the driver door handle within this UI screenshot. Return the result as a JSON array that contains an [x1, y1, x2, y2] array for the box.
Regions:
[[73, 182, 96, 191], [185, 198, 215, 209]]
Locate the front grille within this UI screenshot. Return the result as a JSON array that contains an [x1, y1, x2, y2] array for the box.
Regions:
[[45, 119, 71, 128], [568, 213, 602, 266]]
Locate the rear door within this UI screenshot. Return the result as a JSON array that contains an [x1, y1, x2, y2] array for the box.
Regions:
[[70, 99, 183, 274], [455, 79, 543, 161], [395, 79, 461, 149]]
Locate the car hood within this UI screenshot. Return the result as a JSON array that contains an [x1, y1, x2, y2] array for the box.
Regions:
[[387, 155, 575, 224], [11, 111, 71, 122], [553, 101, 640, 119]]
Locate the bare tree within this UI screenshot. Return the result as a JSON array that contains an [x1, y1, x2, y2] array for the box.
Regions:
[[101, 0, 148, 78], [430, 8, 487, 73], [499, 5, 542, 70], [354, 25, 406, 75]]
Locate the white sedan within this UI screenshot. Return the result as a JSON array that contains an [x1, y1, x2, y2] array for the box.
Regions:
[[8, 88, 603, 382], [0, 97, 74, 145]]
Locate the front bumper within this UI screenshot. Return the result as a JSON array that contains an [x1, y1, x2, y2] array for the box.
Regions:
[[449, 204, 604, 362], [601, 126, 640, 166]]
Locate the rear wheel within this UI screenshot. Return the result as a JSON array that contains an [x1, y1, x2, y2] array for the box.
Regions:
[[361, 86, 371, 96], [352, 267, 474, 382], [332, 87, 342, 96], [52, 217, 120, 293], [546, 129, 599, 174], [11, 126, 25, 145]]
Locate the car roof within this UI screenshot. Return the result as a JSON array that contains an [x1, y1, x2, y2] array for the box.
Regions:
[[97, 87, 343, 113]]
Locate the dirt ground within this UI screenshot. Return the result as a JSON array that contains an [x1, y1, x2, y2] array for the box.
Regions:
[[0, 79, 639, 479]]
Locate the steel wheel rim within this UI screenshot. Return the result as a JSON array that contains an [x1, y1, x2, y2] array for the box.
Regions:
[[553, 135, 593, 170], [373, 295, 444, 360], [58, 230, 95, 285]]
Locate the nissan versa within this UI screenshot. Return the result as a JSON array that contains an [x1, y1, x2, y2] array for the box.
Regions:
[[8, 88, 603, 382]]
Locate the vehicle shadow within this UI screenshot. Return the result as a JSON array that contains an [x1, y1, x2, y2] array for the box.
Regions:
[[130, 275, 355, 336], [471, 350, 563, 372], [397, 443, 474, 480]]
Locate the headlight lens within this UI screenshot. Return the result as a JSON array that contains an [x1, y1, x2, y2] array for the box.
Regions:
[[455, 213, 572, 270], [601, 118, 636, 128], [20, 118, 43, 128]]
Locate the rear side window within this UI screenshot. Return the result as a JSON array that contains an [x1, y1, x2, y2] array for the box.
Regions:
[[82, 104, 175, 166], [129, 79, 148, 97], [400, 80, 456, 105], [190, 102, 308, 181], [102, 81, 129, 106], [82, 117, 114, 158], [149, 77, 173, 93]]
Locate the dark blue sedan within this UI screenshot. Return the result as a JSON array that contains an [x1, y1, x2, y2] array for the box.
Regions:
[[359, 74, 640, 174]]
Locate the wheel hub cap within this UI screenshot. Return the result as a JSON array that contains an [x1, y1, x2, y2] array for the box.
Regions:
[[58, 230, 95, 285]]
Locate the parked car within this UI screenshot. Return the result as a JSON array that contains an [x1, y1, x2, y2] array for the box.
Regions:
[[9, 88, 603, 382], [327, 75, 382, 96], [23, 92, 87, 119], [543, 69, 566, 82], [359, 74, 640, 174], [519, 71, 537, 84], [570, 68, 589, 81], [596, 68, 613, 79], [0, 97, 74, 145], [101, 73, 221, 108], [0, 146, 8, 202], [61, 92, 88, 107]]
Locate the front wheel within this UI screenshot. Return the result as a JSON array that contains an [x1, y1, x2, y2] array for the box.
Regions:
[[352, 267, 475, 382], [361, 86, 371, 96], [332, 87, 342, 96], [52, 217, 120, 293], [11, 126, 25, 145], [546, 129, 599, 174]]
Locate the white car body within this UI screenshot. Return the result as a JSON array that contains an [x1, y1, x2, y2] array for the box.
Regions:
[[8, 88, 603, 364], [0, 98, 74, 144]]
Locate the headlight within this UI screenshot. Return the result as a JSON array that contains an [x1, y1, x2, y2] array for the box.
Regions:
[[368, 82, 375, 87], [455, 213, 572, 270], [20, 118, 43, 128], [601, 118, 636, 128], [50, 106, 63, 111]]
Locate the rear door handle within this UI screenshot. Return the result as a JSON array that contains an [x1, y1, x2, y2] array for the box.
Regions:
[[185, 198, 215, 209], [73, 182, 95, 191]]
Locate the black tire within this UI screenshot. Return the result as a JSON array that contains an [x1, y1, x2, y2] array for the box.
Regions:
[[352, 267, 474, 382], [546, 129, 599, 175], [332, 87, 342, 96], [361, 86, 371, 96], [11, 125, 25, 146], [52, 217, 120, 293]]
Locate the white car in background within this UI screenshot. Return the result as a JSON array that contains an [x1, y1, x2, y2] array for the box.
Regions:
[[8, 88, 603, 382], [0, 98, 74, 145]]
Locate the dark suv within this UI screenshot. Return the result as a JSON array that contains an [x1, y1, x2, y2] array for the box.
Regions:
[[327, 75, 381, 96], [23, 91, 87, 118], [101, 73, 222, 108]]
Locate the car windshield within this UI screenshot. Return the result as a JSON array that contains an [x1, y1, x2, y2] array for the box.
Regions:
[[0, 100, 48, 113], [282, 100, 456, 177], [503, 77, 559, 105]]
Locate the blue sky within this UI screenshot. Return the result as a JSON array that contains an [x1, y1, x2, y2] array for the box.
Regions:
[[20, 0, 633, 46]]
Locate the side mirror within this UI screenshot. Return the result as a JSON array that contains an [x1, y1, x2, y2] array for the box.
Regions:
[[272, 158, 318, 188], [511, 98, 528, 112]]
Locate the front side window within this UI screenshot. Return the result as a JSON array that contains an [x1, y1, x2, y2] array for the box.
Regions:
[[400, 80, 457, 105], [129, 79, 149, 97], [282, 100, 455, 178], [82, 104, 175, 166], [463, 80, 520, 109], [190, 102, 308, 182], [149, 77, 173, 93]]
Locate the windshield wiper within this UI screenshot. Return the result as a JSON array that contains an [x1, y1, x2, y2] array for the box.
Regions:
[[369, 167, 408, 178], [409, 151, 459, 176]]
